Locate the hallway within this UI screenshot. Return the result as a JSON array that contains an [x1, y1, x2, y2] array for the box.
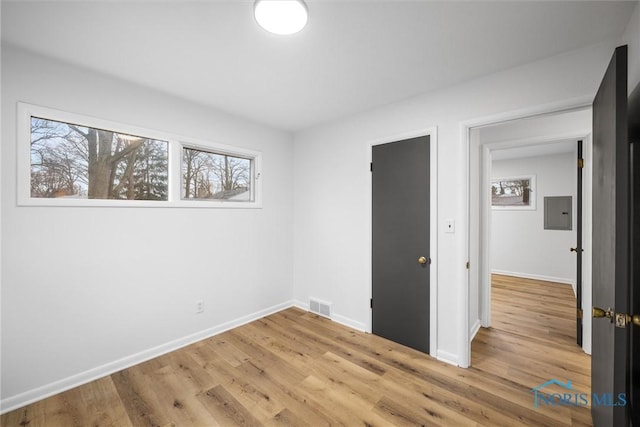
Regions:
[[472, 274, 592, 426]]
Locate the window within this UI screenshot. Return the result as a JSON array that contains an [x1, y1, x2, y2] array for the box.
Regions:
[[30, 117, 168, 200], [182, 147, 253, 202], [490, 175, 536, 210], [18, 103, 262, 208]]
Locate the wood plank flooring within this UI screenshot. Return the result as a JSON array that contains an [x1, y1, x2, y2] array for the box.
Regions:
[[2, 274, 591, 426], [472, 274, 592, 426]]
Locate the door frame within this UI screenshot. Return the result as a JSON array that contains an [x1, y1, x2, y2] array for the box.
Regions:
[[366, 126, 438, 358], [461, 97, 593, 368]]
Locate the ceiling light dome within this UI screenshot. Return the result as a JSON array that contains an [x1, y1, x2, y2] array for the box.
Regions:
[[254, 0, 308, 35]]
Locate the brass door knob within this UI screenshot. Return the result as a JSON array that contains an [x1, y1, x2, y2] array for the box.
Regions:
[[593, 306, 640, 327], [593, 306, 613, 319], [418, 256, 427, 265], [618, 313, 640, 327]]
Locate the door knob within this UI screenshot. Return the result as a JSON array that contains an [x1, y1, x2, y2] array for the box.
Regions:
[[570, 247, 584, 253], [593, 306, 614, 319], [418, 256, 428, 265], [593, 306, 640, 327], [629, 315, 640, 326]]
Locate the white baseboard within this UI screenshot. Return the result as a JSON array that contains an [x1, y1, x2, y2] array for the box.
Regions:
[[292, 299, 309, 311], [332, 313, 367, 332], [491, 269, 574, 287], [436, 349, 459, 367], [470, 319, 482, 341], [292, 299, 366, 331], [0, 300, 293, 414]]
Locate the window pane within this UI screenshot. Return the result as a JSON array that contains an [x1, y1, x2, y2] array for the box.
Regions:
[[182, 147, 252, 201], [30, 117, 168, 200]]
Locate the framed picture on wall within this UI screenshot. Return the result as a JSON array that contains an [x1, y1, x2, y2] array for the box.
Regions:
[[491, 175, 536, 210]]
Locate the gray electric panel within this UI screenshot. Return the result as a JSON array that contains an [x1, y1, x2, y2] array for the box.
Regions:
[[544, 196, 572, 230]]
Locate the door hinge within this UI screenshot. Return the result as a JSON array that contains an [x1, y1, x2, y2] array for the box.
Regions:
[[578, 158, 584, 169], [577, 308, 583, 319], [370, 298, 373, 309], [370, 162, 373, 172], [466, 261, 470, 269]]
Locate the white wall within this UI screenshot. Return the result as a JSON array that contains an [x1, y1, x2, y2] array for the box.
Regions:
[[623, 2, 640, 93], [0, 6, 4, 400], [292, 40, 619, 365], [491, 152, 577, 285], [477, 109, 591, 145], [1, 46, 294, 410]]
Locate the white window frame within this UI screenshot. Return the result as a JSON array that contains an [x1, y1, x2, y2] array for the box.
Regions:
[[175, 140, 262, 206], [17, 102, 263, 208], [490, 174, 536, 211]]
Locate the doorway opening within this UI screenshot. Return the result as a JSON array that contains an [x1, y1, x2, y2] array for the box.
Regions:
[[464, 106, 593, 369]]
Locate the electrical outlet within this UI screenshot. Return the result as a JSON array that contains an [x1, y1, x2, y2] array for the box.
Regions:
[[196, 300, 204, 314]]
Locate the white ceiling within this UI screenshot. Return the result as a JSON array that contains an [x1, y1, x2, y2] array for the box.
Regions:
[[479, 108, 590, 160], [2, 1, 637, 132], [491, 139, 576, 161]]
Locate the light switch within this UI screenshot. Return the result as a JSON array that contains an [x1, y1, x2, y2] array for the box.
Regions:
[[444, 219, 455, 233]]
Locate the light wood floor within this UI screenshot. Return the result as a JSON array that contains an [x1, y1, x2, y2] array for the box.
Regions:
[[2, 274, 591, 426], [473, 274, 592, 426]]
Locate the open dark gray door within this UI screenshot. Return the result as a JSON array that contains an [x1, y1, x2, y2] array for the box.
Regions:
[[574, 140, 584, 347], [591, 45, 630, 427], [628, 79, 640, 427], [372, 135, 430, 353]]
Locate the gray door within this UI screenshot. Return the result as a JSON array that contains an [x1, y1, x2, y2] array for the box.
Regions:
[[591, 45, 629, 427], [371, 135, 430, 353], [628, 69, 640, 427], [575, 140, 584, 346]]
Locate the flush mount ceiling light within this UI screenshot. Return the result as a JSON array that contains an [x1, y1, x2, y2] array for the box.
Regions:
[[254, 0, 308, 35]]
